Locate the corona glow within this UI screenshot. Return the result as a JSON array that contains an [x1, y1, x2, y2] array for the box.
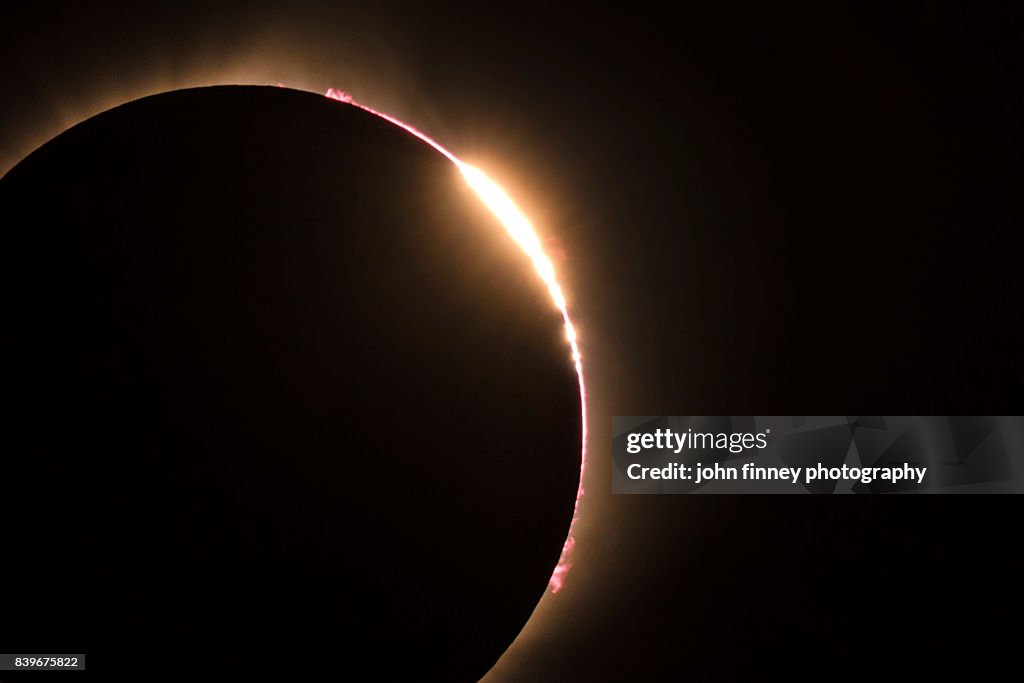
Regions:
[[324, 88, 586, 593]]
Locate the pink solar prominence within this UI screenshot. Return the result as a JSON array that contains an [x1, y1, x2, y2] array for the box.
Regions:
[[324, 88, 586, 593]]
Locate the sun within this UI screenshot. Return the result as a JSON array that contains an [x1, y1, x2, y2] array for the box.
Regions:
[[324, 87, 587, 592]]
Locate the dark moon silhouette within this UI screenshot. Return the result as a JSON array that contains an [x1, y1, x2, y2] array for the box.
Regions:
[[0, 86, 582, 681]]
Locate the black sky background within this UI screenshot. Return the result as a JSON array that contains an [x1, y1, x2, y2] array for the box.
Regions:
[[3, 2, 1022, 681]]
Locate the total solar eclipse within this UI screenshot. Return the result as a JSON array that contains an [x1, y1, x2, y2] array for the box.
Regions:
[[3, 6, 1023, 682], [1, 85, 584, 681]]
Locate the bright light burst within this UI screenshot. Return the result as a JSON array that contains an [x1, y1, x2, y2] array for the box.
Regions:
[[324, 87, 586, 593]]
